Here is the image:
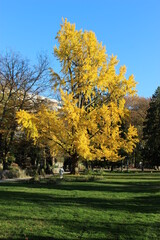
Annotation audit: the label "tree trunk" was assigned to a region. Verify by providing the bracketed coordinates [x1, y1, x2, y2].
[85, 161, 89, 170]
[3, 156, 8, 170]
[0, 133, 4, 166]
[111, 164, 114, 172]
[70, 155, 79, 174]
[121, 160, 123, 172]
[134, 149, 137, 168]
[0, 126, 16, 170]
[126, 159, 129, 172]
[43, 149, 46, 170]
[141, 160, 144, 172]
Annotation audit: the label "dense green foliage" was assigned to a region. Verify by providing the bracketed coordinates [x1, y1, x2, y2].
[143, 86, 160, 167]
[0, 173, 160, 239]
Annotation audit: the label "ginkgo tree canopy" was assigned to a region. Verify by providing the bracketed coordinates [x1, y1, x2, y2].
[17, 19, 138, 173]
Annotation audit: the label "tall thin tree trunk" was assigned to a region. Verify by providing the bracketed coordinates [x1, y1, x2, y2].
[111, 164, 114, 172]
[126, 158, 129, 172]
[121, 160, 123, 172]
[2, 155, 8, 170]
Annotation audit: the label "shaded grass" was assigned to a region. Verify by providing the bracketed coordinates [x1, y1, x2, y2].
[0, 173, 160, 239]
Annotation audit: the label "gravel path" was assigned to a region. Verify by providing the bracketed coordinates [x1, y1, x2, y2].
[0, 177, 32, 183]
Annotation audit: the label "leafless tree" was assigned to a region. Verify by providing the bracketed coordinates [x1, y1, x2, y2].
[0, 51, 50, 169]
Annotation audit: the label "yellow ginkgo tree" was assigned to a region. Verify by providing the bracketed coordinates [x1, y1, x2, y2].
[17, 19, 138, 174]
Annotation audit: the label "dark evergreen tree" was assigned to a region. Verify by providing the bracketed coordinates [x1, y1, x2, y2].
[143, 87, 160, 168]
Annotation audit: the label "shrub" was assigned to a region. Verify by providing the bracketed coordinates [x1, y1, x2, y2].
[84, 169, 95, 175]
[33, 173, 40, 182]
[0, 165, 27, 180]
[25, 167, 37, 177]
[1, 169, 20, 179]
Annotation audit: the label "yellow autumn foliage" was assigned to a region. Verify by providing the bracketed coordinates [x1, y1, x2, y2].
[17, 19, 139, 172]
[16, 110, 39, 143]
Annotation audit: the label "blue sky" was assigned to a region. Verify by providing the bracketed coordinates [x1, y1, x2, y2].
[0, 0, 159, 98]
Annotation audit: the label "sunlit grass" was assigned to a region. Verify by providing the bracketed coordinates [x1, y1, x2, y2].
[0, 173, 160, 239]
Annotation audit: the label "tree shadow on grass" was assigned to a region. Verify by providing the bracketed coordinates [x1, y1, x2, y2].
[0, 179, 160, 240]
[0, 188, 160, 214]
[0, 178, 160, 194]
[0, 221, 160, 240]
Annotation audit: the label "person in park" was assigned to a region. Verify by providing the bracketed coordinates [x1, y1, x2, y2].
[59, 167, 64, 179]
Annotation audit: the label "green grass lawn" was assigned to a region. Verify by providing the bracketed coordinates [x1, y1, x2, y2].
[0, 173, 160, 240]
